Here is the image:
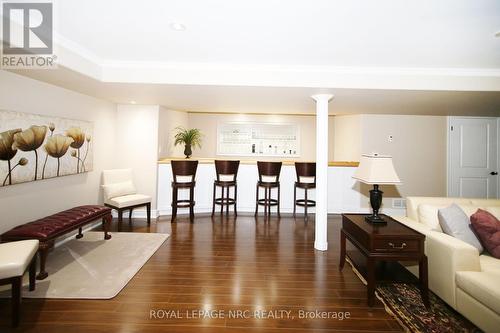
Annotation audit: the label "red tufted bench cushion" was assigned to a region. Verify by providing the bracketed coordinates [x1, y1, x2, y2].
[1, 205, 111, 241]
[1, 205, 112, 280]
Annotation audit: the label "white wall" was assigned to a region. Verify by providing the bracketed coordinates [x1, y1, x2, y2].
[186, 113, 335, 161]
[158, 107, 188, 158]
[0, 71, 116, 233]
[115, 104, 160, 213]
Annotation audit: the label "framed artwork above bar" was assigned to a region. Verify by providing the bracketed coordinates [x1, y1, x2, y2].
[217, 122, 300, 157]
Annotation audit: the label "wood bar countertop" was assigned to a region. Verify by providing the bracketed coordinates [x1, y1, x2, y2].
[158, 157, 359, 167]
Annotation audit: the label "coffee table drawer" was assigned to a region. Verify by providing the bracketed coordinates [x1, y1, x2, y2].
[373, 239, 419, 252]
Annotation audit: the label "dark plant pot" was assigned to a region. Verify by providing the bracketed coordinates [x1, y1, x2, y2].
[184, 144, 192, 158]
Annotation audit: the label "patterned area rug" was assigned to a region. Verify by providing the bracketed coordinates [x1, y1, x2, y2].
[376, 283, 481, 333]
[346, 257, 482, 333]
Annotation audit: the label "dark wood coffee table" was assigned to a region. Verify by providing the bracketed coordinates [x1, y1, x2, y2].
[339, 214, 429, 307]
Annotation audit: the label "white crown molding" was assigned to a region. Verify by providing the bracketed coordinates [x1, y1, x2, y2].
[39, 37, 500, 91]
[100, 61, 500, 91]
[53, 33, 103, 80]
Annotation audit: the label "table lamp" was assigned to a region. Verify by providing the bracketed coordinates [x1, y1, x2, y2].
[353, 154, 401, 224]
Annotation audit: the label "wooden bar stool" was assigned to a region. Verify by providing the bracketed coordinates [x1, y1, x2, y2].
[293, 162, 316, 219]
[255, 161, 282, 218]
[212, 160, 240, 216]
[171, 160, 198, 222]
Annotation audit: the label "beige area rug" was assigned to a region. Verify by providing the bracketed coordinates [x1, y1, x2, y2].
[0, 232, 169, 299]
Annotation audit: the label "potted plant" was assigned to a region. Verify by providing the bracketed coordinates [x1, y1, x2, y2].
[174, 127, 202, 158]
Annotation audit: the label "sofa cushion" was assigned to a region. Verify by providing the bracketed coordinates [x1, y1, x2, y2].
[479, 254, 500, 272]
[102, 181, 136, 200]
[485, 207, 500, 220]
[456, 270, 500, 314]
[406, 197, 472, 222]
[457, 204, 484, 218]
[418, 204, 445, 232]
[105, 194, 151, 208]
[470, 199, 500, 207]
[471, 209, 500, 259]
[438, 204, 483, 253]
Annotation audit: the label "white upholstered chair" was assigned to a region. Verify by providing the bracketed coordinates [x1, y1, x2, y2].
[0, 240, 39, 327]
[102, 169, 152, 225]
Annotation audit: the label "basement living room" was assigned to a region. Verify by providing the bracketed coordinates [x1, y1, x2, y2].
[1, 1, 500, 332]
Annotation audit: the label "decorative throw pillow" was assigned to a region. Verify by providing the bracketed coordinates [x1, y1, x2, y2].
[470, 209, 500, 259]
[102, 181, 136, 200]
[438, 204, 483, 253]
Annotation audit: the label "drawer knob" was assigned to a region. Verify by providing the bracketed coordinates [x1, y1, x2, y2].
[388, 242, 407, 249]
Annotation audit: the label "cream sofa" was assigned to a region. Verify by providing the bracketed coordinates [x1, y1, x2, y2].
[394, 196, 500, 333]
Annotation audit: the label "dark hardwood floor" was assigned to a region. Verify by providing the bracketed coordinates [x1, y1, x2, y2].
[0, 214, 403, 332]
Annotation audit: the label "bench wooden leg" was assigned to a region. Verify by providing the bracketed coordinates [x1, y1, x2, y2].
[37, 242, 51, 280]
[36, 241, 54, 280]
[146, 202, 151, 225]
[11, 276, 21, 327]
[29, 255, 37, 291]
[76, 227, 83, 239]
[103, 214, 112, 240]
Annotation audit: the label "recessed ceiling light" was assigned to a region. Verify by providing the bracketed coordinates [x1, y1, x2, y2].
[170, 22, 186, 31]
[495, 31, 500, 38]
[130, 100, 136, 104]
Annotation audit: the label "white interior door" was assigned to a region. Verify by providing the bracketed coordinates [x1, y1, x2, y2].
[448, 117, 498, 198]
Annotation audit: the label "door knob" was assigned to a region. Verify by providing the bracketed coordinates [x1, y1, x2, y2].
[491, 171, 499, 176]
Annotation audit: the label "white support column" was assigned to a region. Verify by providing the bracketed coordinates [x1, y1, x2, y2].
[312, 94, 333, 251]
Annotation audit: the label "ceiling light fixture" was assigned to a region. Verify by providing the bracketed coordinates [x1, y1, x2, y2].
[495, 31, 500, 38]
[130, 100, 137, 104]
[170, 22, 186, 31]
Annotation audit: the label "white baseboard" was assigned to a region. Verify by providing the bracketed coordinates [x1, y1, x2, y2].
[111, 209, 160, 219]
[156, 206, 406, 217]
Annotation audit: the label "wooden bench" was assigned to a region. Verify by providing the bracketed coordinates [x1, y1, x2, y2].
[1, 205, 112, 280]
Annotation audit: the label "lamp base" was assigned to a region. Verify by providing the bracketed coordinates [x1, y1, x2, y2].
[365, 214, 387, 224]
[366, 184, 386, 224]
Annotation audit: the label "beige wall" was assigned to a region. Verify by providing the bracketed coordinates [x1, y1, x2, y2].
[333, 115, 362, 161]
[115, 104, 160, 210]
[158, 107, 188, 158]
[186, 113, 335, 161]
[360, 114, 447, 200]
[0, 71, 117, 233]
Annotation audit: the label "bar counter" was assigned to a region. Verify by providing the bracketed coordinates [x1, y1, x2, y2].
[157, 157, 367, 216]
[158, 157, 359, 167]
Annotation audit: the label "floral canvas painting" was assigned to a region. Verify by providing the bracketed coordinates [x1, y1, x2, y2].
[0, 110, 93, 187]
